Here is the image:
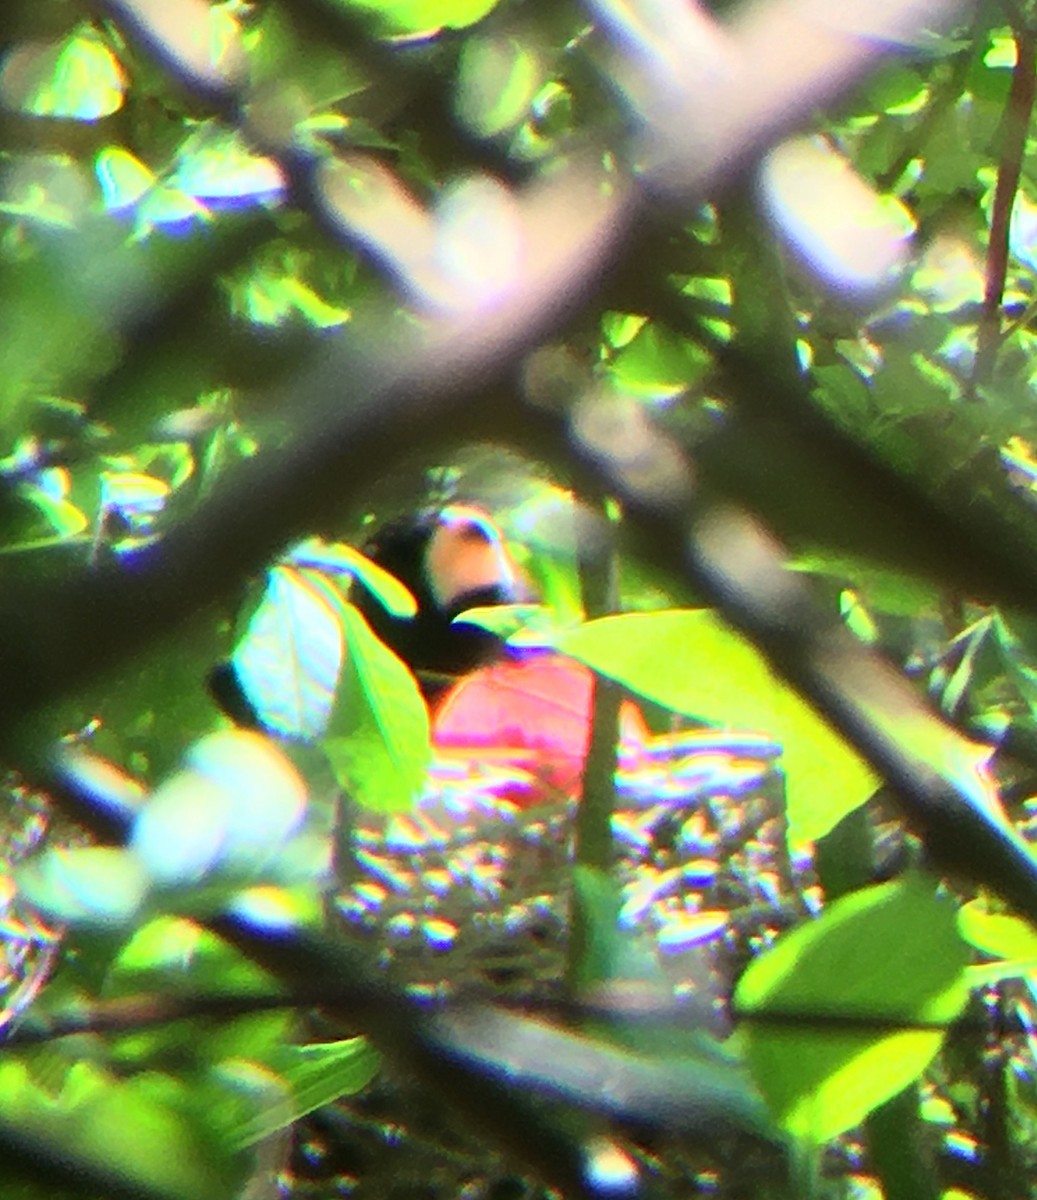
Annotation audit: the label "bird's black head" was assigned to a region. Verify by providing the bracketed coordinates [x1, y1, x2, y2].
[353, 504, 523, 697]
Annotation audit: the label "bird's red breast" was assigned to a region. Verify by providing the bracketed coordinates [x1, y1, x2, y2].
[431, 652, 650, 807]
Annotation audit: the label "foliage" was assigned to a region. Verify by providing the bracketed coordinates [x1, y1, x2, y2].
[3, 1, 1037, 1199]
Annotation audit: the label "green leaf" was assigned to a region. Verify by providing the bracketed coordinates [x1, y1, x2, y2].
[735, 875, 969, 1142]
[231, 565, 346, 739]
[227, 1038, 380, 1148]
[328, 0, 502, 36]
[453, 601, 555, 643]
[290, 538, 418, 618]
[0, 26, 126, 121]
[323, 605, 430, 812]
[958, 899, 1037, 961]
[607, 320, 710, 401]
[554, 609, 877, 842]
[0, 1057, 241, 1200]
[456, 35, 541, 137]
[19, 481, 89, 540]
[789, 550, 941, 617]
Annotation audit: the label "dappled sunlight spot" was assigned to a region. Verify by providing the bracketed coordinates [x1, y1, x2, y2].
[54, 747, 147, 822]
[1010, 190, 1037, 274]
[572, 390, 693, 508]
[0, 155, 93, 231]
[227, 885, 311, 933]
[95, 146, 211, 237]
[1001, 435, 1037, 504]
[912, 233, 984, 312]
[132, 731, 309, 886]
[18, 845, 150, 926]
[582, 1136, 640, 1197]
[169, 126, 285, 209]
[760, 137, 915, 299]
[0, 26, 126, 121]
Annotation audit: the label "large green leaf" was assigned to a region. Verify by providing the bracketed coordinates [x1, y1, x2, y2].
[734, 874, 969, 1142]
[231, 565, 346, 740]
[0, 1056, 242, 1200]
[226, 1037, 381, 1148]
[323, 605, 430, 812]
[554, 609, 877, 842]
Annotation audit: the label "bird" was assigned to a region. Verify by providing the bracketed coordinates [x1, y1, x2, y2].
[350, 501, 527, 702]
[350, 500, 662, 809]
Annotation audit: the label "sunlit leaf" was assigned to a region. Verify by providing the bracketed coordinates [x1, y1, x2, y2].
[324, 605, 430, 813]
[735, 875, 969, 1141]
[0, 1058, 242, 1200]
[227, 1038, 381, 1148]
[329, 0, 502, 36]
[760, 136, 915, 298]
[18, 478, 88, 540]
[95, 145, 210, 235]
[789, 550, 941, 617]
[958, 899, 1037, 961]
[225, 243, 352, 329]
[607, 320, 710, 402]
[232, 565, 346, 739]
[96, 145, 154, 212]
[554, 609, 877, 842]
[17, 846, 149, 927]
[169, 125, 284, 206]
[1, 26, 126, 121]
[289, 538, 418, 617]
[100, 471, 170, 532]
[456, 35, 541, 137]
[131, 731, 310, 886]
[452, 602, 554, 643]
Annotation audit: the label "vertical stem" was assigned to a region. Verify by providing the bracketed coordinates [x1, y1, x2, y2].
[971, 23, 1037, 392]
[565, 499, 622, 994]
